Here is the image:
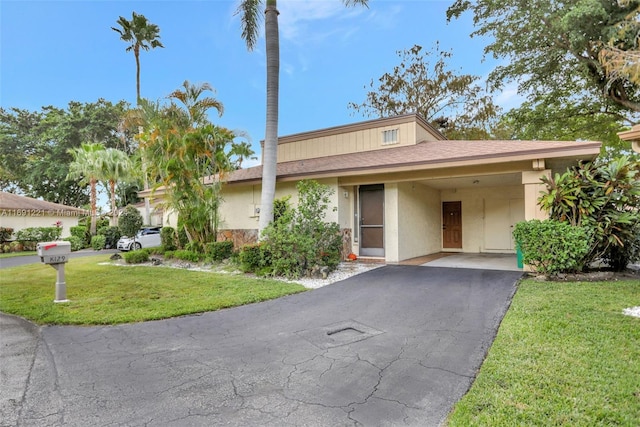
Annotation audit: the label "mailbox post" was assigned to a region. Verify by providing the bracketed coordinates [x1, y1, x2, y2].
[37, 241, 71, 303]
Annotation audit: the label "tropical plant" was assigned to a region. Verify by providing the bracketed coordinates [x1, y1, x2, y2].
[349, 44, 500, 139]
[67, 142, 106, 235]
[112, 12, 164, 103]
[137, 81, 252, 245]
[236, 0, 369, 234]
[99, 147, 134, 225]
[538, 156, 640, 270]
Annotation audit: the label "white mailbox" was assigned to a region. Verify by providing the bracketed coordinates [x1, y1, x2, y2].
[37, 241, 71, 264]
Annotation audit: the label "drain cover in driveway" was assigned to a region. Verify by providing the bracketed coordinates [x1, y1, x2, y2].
[296, 320, 385, 349]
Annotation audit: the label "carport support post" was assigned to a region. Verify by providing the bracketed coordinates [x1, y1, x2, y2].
[51, 263, 69, 303]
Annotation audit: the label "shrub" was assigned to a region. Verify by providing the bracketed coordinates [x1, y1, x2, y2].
[172, 250, 202, 263]
[184, 241, 204, 254]
[118, 205, 143, 239]
[63, 236, 84, 252]
[539, 156, 640, 270]
[237, 243, 267, 272]
[15, 227, 63, 250]
[70, 226, 90, 247]
[163, 250, 175, 259]
[160, 227, 177, 251]
[176, 222, 189, 249]
[205, 240, 234, 261]
[98, 226, 121, 249]
[91, 235, 106, 250]
[123, 250, 150, 264]
[513, 219, 591, 275]
[261, 180, 342, 278]
[0, 227, 13, 242]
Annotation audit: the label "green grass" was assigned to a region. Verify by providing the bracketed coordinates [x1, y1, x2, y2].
[0, 251, 36, 259]
[447, 278, 640, 426]
[0, 255, 306, 325]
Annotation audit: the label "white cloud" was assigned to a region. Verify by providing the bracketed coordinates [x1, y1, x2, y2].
[494, 81, 526, 111]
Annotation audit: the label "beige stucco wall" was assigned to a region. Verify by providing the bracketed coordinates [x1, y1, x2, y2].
[522, 170, 551, 220]
[218, 178, 340, 231]
[441, 185, 524, 253]
[394, 182, 441, 261]
[0, 214, 81, 239]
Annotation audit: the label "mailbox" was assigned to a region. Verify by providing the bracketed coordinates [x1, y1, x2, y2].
[37, 241, 71, 264]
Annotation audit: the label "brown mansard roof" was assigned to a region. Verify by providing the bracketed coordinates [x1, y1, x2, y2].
[225, 139, 602, 184]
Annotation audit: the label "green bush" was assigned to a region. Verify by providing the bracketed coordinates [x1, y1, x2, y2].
[63, 236, 84, 252]
[172, 250, 202, 263]
[184, 241, 204, 254]
[70, 226, 90, 247]
[176, 223, 189, 249]
[123, 250, 149, 264]
[0, 227, 13, 242]
[98, 226, 121, 249]
[160, 227, 177, 251]
[238, 243, 268, 273]
[205, 240, 234, 261]
[118, 205, 143, 239]
[513, 219, 592, 275]
[163, 250, 175, 259]
[15, 227, 63, 250]
[261, 180, 342, 278]
[91, 235, 106, 250]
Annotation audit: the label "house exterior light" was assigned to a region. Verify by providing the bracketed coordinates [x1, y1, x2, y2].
[617, 124, 640, 153]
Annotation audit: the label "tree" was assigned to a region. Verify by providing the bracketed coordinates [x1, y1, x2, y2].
[236, 0, 369, 234]
[112, 12, 164, 103]
[138, 81, 252, 244]
[118, 205, 143, 239]
[447, 0, 640, 145]
[349, 44, 500, 139]
[67, 143, 106, 236]
[0, 100, 130, 205]
[99, 148, 134, 226]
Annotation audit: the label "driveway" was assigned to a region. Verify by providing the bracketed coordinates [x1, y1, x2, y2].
[2, 265, 522, 426]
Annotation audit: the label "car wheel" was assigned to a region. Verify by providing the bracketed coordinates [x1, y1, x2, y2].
[133, 242, 142, 250]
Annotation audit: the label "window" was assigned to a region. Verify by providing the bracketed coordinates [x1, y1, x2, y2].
[382, 128, 399, 145]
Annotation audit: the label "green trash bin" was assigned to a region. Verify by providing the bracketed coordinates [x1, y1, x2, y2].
[516, 243, 523, 269]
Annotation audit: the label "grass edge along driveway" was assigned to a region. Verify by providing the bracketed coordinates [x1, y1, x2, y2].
[0, 255, 306, 325]
[447, 278, 640, 426]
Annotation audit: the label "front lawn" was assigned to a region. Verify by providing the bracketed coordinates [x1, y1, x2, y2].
[447, 278, 640, 426]
[0, 255, 306, 325]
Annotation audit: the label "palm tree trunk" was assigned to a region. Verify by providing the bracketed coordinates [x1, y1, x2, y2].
[135, 46, 141, 104]
[90, 178, 97, 236]
[110, 180, 117, 227]
[258, 0, 279, 234]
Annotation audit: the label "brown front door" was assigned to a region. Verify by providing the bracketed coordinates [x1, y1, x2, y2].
[442, 201, 462, 249]
[359, 185, 384, 257]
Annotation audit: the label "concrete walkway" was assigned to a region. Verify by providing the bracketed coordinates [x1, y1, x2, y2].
[1, 266, 522, 426]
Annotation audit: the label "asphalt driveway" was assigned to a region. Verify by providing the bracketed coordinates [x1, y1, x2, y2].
[2, 265, 522, 426]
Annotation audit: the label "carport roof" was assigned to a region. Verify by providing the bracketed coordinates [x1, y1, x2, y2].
[223, 139, 602, 184]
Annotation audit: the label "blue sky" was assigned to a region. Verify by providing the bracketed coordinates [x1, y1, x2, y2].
[1, 0, 521, 168]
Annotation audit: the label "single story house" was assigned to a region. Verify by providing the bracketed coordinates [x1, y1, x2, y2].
[0, 192, 87, 239]
[140, 113, 601, 263]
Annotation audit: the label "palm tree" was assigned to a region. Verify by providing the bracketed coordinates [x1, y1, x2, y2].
[112, 12, 164, 103]
[113, 12, 163, 225]
[99, 148, 134, 226]
[67, 143, 106, 236]
[168, 80, 224, 128]
[237, 0, 369, 233]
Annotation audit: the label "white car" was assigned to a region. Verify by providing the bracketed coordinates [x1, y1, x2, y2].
[117, 227, 162, 251]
